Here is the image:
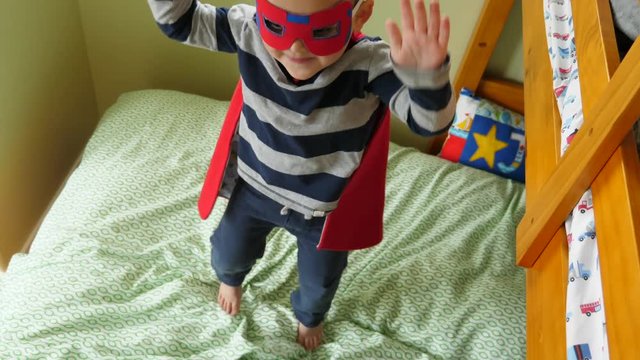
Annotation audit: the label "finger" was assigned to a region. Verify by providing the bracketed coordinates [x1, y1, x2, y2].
[428, 0, 441, 40]
[385, 19, 403, 53]
[413, 0, 428, 35]
[400, 0, 415, 34]
[438, 16, 450, 50]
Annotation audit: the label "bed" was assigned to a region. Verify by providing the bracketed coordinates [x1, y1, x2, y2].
[0, 89, 527, 358]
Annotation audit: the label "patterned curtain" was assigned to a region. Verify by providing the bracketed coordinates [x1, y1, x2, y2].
[544, 0, 609, 358]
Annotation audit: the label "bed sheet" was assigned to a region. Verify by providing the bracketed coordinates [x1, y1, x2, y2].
[0, 90, 526, 359]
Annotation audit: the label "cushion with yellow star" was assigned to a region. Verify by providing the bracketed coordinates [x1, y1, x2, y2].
[440, 88, 525, 182]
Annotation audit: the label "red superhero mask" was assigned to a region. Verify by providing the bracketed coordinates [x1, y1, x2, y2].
[256, 0, 360, 56]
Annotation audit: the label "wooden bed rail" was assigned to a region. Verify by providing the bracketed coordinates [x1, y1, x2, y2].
[516, 37, 640, 267]
[521, 1, 567, 357]
[476, 77, 524, 115]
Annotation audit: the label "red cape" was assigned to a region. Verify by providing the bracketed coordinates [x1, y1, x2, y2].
[198, 81, 390, 251]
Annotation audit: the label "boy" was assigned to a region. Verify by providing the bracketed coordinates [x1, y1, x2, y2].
[148, 0, 454, 350]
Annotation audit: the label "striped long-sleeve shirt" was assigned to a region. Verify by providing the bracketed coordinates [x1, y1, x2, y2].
[148, 1, 456, 218]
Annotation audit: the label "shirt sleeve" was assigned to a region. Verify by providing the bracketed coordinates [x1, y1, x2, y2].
[365, 42, 456, 136]
[147, 0, 254, 53]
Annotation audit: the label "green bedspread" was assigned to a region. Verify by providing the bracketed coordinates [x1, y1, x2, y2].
[0, 90, 526, 359]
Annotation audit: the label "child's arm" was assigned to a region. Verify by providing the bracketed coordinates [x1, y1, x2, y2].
[366, 0, 454, 136]
[147, 0, 251, 53]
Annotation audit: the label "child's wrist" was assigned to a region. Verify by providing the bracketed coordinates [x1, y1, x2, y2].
[391, 54, 451, 89]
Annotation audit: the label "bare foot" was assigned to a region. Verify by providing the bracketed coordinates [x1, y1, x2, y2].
[217, 283, 242, 316]
[297, 322, 324, 351]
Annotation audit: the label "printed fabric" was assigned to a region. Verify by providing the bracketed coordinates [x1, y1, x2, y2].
[544, 0, 609, 359]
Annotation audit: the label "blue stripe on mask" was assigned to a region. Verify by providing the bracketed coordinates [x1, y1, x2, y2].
[286, 13, 310, 24]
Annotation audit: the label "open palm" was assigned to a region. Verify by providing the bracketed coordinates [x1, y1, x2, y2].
[385, 0, 450, 71]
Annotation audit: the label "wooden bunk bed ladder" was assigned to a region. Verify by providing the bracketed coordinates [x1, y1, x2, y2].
[520, 0, 640, 358]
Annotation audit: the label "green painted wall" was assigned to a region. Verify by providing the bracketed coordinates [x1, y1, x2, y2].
[0, 0, 99, 269]
[77, 0, 241, 116]
[486, 0, 524, 83]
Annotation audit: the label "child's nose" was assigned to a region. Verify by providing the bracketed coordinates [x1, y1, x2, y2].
[289, 39, 309, 54]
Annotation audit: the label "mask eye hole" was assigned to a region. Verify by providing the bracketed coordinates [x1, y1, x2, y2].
[263, 17, 284, 36]
[312, 23, 340, 39]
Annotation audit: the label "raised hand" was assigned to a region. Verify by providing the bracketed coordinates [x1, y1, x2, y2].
[385, 0, 450, 71]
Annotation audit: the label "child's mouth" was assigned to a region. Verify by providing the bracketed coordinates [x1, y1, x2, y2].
[286, 56, 313, 64]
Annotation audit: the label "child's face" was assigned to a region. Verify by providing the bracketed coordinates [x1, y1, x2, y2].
[259, 0, 355, 81]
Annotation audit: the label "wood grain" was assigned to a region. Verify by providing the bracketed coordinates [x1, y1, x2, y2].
[521, 0, 567, 358]
[572, 1, 640, 357]
[516, 38, 640, 267]
[452, 0, 515, 95]
[476, 77, 524, 115]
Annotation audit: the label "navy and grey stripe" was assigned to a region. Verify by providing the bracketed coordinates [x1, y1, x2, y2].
[211, 7, 236, 53]
[241, 84, 378, 136]
[241, 103, 380, 157]
[401, 84, 456, 136]
[237, 137, 349, 204]
[238, 49, 369, 114]
[237, 163, 339, 215]
[238, 116, 364, 178]
[155, 0, 197, 42]
[150, 0, 196, 27]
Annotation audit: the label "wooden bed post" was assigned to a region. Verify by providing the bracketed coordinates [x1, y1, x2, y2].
[521, 0, 568, 358]
[427, 0, 516, 153]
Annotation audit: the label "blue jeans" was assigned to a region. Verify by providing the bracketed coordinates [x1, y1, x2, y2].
[210, 178, 349, 328]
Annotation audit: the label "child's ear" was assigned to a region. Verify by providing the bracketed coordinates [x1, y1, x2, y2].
[353, 0, 374, 33]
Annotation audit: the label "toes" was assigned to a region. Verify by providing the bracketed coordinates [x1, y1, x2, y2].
[220, 298, 239, 316]
[297, 334, 305, 349]
[222, 299, 231, 315]
[230, 302, 239, 316]
[304, 336, 319, 351]
[217, 284, 242, 316]
[297, 329, 322, 351]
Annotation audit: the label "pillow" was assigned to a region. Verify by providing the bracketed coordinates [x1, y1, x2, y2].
[440, 88, 526, 182]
